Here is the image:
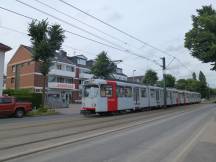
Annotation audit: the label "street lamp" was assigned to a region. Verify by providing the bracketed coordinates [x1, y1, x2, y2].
[132, 70, 136, 82]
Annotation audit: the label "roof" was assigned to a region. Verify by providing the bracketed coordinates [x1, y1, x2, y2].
[21, 45, 73, 64]
[53, 52, 72, 64]
[69, 55, 87, 60]
[21, 44, 33, 53]
[74, 55, 87, 60]
[128, 75, 144, 82]
[0, 43, 11, 52]
[114, 72, 128, 77]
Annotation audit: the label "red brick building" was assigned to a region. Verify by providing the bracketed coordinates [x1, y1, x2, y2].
[6, 45, 43, 91]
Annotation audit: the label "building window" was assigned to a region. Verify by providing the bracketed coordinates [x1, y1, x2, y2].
[12, 66, 15, 72]
[48, 76, 56, 82]
[79, 80, 84, 85]
[77, 59, 86, 65]
[57, 77, 64, 83]
[66, 66, 74, 72]
[65, 78, 73, 84]
[57, 64, 62, 70]
[80, 69, 91, 74]
[11, 78, 15, 84]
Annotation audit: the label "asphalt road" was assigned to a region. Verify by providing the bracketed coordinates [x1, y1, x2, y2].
[2, 104, 215, 162]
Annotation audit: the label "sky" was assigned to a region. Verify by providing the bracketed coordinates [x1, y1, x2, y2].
[0, 0, 216, 87]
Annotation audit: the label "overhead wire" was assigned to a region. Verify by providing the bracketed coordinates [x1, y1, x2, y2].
[33, 0, 128, 45]
[16, 0, 125, 50]
[59, 0, 193, 73]
[1, 25, 193, 80]
[0, 5, 160, 66]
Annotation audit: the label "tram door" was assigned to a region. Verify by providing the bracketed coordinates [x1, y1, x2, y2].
[156, 89, 160, 106]
[133, 87, 140, 106]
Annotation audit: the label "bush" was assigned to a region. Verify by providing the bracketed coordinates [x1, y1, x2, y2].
[27, 107, 58, 116]
[3, 89, 42, 108]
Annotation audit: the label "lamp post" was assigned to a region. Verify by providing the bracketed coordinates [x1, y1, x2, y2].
[132, 70, 136, 82]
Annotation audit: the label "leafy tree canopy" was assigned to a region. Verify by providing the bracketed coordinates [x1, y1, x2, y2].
[199, 71, 207, 85]
[158, 74, 176, 88]
[91, 51, 117, 79]
[175, 78, 209, 98]
[185, 5, 216, 70]
[28, 19, 65, 75]
[192, 72, 197, 80]
[143, 69, 158, 86]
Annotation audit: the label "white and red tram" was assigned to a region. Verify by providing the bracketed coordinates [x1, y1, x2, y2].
[80, 79, 201, 115]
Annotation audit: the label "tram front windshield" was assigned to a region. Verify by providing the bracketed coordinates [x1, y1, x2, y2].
[83, 85, 99, 98]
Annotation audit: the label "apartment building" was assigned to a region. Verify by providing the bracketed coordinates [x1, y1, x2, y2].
[6, 45, 127, 105]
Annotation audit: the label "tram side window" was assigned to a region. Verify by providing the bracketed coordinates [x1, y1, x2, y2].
[125, 87, 132, 97]
[141, 88, 147, 97]
[156, 90, 159, 100]
[83, 85, 99, 97]
[101, 84, 113, 97]
[150, 89, 155, 98]
[116, 86, 124, 97]
[167, 91, 170, 98]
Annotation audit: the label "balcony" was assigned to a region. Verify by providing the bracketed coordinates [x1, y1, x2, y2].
[48, 82, 75, 90]
[49, 69, 75, 78]
[79, 73, 93, 79]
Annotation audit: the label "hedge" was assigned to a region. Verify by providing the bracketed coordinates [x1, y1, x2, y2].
[3, 89, 42, 109]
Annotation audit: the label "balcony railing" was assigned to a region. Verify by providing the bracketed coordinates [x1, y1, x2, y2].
[49, 69, 75, 78]
[48, 82, 75, 90]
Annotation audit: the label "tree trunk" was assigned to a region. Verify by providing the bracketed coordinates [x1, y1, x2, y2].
[42, 75, 47, 107]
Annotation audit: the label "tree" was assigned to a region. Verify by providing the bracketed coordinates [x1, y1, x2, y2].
[28, 20, 65, 106]
[175, 79, 187, 90]
[185, 5, 216, 70]
[91, 51, 116, 79]
[175, 77, 208, 98]
[192, 72, 197, 80]
[199, 71, 207, 85]
[158, 74, 176, 88]
[199, 71, 208, 98]
[143, 69, 158, 86]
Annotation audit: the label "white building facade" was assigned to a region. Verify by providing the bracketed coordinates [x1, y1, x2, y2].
[0, 43, 11, 96]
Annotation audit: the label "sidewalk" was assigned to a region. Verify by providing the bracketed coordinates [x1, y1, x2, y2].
[55, 104, 81, 115]
[179, 116, 216, 162]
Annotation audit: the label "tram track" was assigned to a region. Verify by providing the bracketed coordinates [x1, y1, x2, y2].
[0, 109, 187, 150]
[0, 105, 200, 140]
[0, 105, 213, 162]
[0, 104, 201, 132]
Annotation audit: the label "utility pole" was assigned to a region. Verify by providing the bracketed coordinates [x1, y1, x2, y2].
[132, 70, 136, 82]
[161, 57, 167, 108]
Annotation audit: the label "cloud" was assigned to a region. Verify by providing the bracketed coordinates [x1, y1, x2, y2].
[107, 12, 123, 22]
[165, 44, 184, 52]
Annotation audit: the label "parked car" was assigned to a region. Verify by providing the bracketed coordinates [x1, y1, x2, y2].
[0, 96, 32, 118]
